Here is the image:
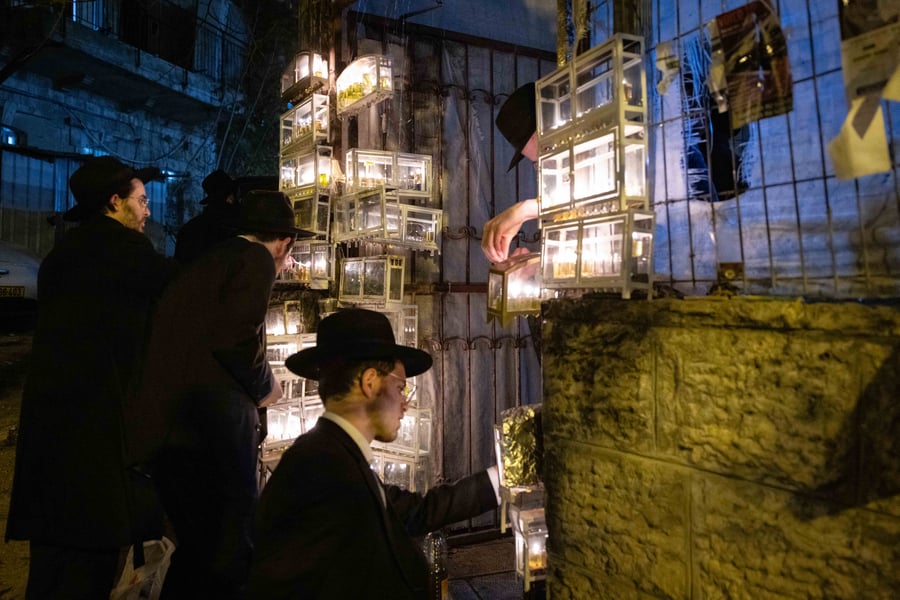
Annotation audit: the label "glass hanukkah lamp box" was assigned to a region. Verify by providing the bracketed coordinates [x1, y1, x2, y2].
[371, 445, 432, 492]
[509, 504, 548, 590]
[536, 33, 645, 150]
[279, 145, 333, 194]
[344, 148, 433, 199]
[279, 146, 333, 236]
[336, 55, 393, 116]
[541, 208, 654, 298]
[338, 254, 405, 306]
[332, 186, 442, 253]
[280, 93, 330, 154]
[281, 240, 334, 288]
[487, 251, 542, 326]
[281, 51, 329, 104]
[538, 127, 646, 219]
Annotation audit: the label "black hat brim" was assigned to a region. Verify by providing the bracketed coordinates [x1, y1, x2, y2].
[286, 342, 433, 380]
[233, 218, 316, 238]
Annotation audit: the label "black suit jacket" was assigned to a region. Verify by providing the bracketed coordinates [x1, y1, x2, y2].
[132, 236, 275, 465]
[247, 418, 498, 599]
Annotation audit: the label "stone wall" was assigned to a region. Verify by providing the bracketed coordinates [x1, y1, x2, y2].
[541, 296, 900, 599]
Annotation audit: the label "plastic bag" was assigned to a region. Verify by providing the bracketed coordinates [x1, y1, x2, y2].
[109, 537, 174, 600]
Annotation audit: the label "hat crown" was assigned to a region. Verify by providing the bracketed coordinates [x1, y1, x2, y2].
[236, 190, 310, 237]
[316, 308, 396, 351]
[495, 82, 537, 170]
[201, 169, 238, 205]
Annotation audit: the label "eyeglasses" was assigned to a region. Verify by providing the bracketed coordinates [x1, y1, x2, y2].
[387, 372, 416, 407]
[126, 195, 150, 208]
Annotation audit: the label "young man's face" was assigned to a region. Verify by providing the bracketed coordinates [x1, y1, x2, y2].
[370, 362, 411, 444]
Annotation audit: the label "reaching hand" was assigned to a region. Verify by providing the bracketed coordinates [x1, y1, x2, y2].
[481, 199, 539, 263]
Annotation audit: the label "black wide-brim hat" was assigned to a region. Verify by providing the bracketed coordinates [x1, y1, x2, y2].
[65, 156, 162, 221]
[286, 308, 433, 380]
[234, 190, 315, 237]
[495, 81, 537, 171]
[200, 169, 239, 205]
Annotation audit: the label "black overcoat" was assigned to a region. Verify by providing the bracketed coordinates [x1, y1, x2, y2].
[5, 215, 176, 547]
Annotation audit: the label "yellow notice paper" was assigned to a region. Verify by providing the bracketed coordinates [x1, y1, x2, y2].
[883, 62, 900, 102]
[827, 95, 890, 180]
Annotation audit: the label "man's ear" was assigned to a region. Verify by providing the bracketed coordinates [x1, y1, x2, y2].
[107, 194, 124, 214]
[359, 367, 381, 399]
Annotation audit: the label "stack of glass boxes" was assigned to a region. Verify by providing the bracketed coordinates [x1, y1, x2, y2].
[536, 33, 655, 299]
[493, 405, 547, 592]
[333, 149, 442, 254]
[278, 51, 334, 250]
[261, 302, 321, 483]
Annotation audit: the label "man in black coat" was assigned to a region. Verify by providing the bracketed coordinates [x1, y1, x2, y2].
[136, 191, 313, 598]
[174, 169, 240, 263]
[5, 156, 178, 599]
[246, 309, 501, 599]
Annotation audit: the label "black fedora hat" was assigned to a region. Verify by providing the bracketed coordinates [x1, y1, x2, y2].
[200, 169, 239, 205]
[65, 156, 162, 221]
[495, 81, 537, 171]
[235, 190, 315, 237]
[285, 308, 433, 380]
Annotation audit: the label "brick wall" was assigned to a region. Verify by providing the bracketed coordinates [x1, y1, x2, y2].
[542, 297, 900, 598]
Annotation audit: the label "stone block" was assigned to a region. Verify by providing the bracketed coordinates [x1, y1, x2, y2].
[692, 475, 900, 597]
[655, 327, 863, 491]
[544, 440, 690, 598]
[543, 318, 655, 454]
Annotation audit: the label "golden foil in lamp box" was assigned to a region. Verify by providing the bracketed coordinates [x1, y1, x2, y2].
[495, 404, 544, 489]
[336, 55, 393, 116]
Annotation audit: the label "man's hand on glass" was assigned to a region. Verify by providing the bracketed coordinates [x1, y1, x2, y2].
[481, 199, 539, 263]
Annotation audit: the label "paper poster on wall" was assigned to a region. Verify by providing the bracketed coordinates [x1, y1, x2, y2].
[828, 0, 899, 179]
[708, 1, 793, 130]
[839, 0, 900, 102]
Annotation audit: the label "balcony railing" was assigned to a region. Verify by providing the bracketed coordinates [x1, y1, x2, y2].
[69, 0, 246, 85]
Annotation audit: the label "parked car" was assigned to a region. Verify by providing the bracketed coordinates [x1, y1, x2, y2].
[0, 241, 41, 331]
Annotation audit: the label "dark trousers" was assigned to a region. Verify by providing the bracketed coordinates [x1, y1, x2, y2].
[154, 395, 260, 599]
[27, 542, 121, 599]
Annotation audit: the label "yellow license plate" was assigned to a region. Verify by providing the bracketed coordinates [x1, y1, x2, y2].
[0, 286, 25, 298]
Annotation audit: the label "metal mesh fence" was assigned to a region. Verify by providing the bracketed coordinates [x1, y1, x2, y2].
[646, 0, 900, 298]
